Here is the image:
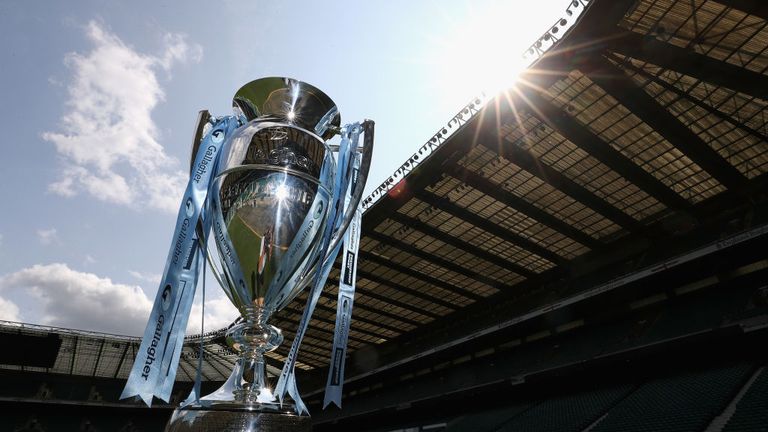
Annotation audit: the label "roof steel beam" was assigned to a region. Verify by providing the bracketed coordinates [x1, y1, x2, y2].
[185, 351, 214, 382]
[306, 315, 371, 346]
[177, 353, 198, 382]
[280, 354, 323, 370]
[313, 299, 407, 335]
[378, 212, 537, 278]
[281, 300, 406, 336]
[583, 55, 749, 193]
[609, 52, 768, 148]
[608, 29, 768, 101]
[717, 0, 768, 21]
[331, 259, 458, 315]
[354, 268, 459, 312]
[366, 228, 528, 289]
[359, 250, 485, 302]
[199, 345, 231, 379]
[474, 128, 647, 234]
[445, 163, 604, 250]
[362, 144, 470, 234]
[281, 304, 384, 340]
[521, 89, 693, 212]
[275, 330, 331, 354]
[320, 289, 423, 328]
[272, 342, 325, 369]
[416, 190, 569, 265]
[70, 336, 78, 375]
[91, 339, 106, 377]
[274, 305, 371, 345]
[286, 300, 373, 344]
[303, 220, 768, 400]
[327, 276, 442, 320]
[113, 342, 132, 379]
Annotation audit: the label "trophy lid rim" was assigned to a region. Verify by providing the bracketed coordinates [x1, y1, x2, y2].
[232, 77, 340, 140]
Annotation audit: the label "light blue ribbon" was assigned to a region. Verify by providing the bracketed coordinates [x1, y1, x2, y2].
[281, 238, 344, 414]
[275, 123, 361, 413]
[324, 148, 363, 409]
[323, 205, 362, 408]
[266, 151, 335, 309]
[180, 207, 213, 408]
[120, 116, 240, 406]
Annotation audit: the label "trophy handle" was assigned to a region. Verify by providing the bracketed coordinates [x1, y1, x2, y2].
[283, 120, 374, 310]
[188, 110, 231, 298]
[189, 110, 212, 172]
[325, 119, 374, 261]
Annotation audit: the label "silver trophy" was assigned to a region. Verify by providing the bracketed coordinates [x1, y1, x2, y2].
[165, 77, 373, 431]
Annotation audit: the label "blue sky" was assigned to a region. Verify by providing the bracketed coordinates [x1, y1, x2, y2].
[0, 0, 566, 335]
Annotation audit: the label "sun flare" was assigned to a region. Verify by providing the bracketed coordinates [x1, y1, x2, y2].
[428, 1, 561, 106]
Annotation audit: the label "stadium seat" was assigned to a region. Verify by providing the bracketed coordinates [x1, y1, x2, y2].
[590, 363, 753, 432]
[723, 366, 768, 431]
[495, 385, 632, 432]
[445, 405, 529, 431]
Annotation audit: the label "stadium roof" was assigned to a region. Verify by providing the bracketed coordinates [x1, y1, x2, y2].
[2, 0, 768, 390]
[0, 320, 284, 383]
[274, 0, 768, 371]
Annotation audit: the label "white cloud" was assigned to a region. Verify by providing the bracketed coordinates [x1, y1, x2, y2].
[37, 228, 59, 245]
[187, 295, 239, 335]
[128, 270, 162, 285]
[126, 270, 238, 334]
[0, 262, 237, 336]
[42, 21, 203, 213]
[84, 254, 97, 265]
[159, 33, 203, 71]
[0, 296, 21, 322]
[0, 263, 152, 335]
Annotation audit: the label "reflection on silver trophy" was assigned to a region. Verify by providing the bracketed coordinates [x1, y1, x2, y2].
[121, 77, 373, 431]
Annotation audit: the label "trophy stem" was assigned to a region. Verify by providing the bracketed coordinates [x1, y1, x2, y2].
[227, 304, 283, 403]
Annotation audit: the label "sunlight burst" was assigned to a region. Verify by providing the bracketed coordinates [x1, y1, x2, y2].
[430, 2, 536, 101]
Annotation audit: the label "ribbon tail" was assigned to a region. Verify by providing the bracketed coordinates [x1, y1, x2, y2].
[275, 380, 286, 405]
[202, 358, 242, 402]
[287, 373, 308, 415]
[323, 388, 342, 410]
[138, 392, 154, 407]
[120, 386, 155, 408]
[155, 268, 199, 402]
[181, 386, 199, 408]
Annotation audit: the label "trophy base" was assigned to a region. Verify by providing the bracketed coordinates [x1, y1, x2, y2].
[165, 402, 312, 432]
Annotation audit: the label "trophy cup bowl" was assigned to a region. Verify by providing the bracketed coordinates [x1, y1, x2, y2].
[166, 77, 353, 431]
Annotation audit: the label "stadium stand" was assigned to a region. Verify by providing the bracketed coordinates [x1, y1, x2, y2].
[495, 385, 633, 432]
[589, 363, 753, 432]
[446, 405, 530, 432]
[723, 366, 768, 432]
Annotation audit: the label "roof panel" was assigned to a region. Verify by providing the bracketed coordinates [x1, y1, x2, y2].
[501, 111, 665, 220]
[356, 277, 455, 316]
[428, 176, 590, 259]
[620, 0, 768, 75]
[611, 55, 768, 179]
[458, 146, 623, 239]
[92, 342, 123, 378]
[358, 261, 472, 307]
[546, 70, 725, 202]
[395, 201, 543, 275]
